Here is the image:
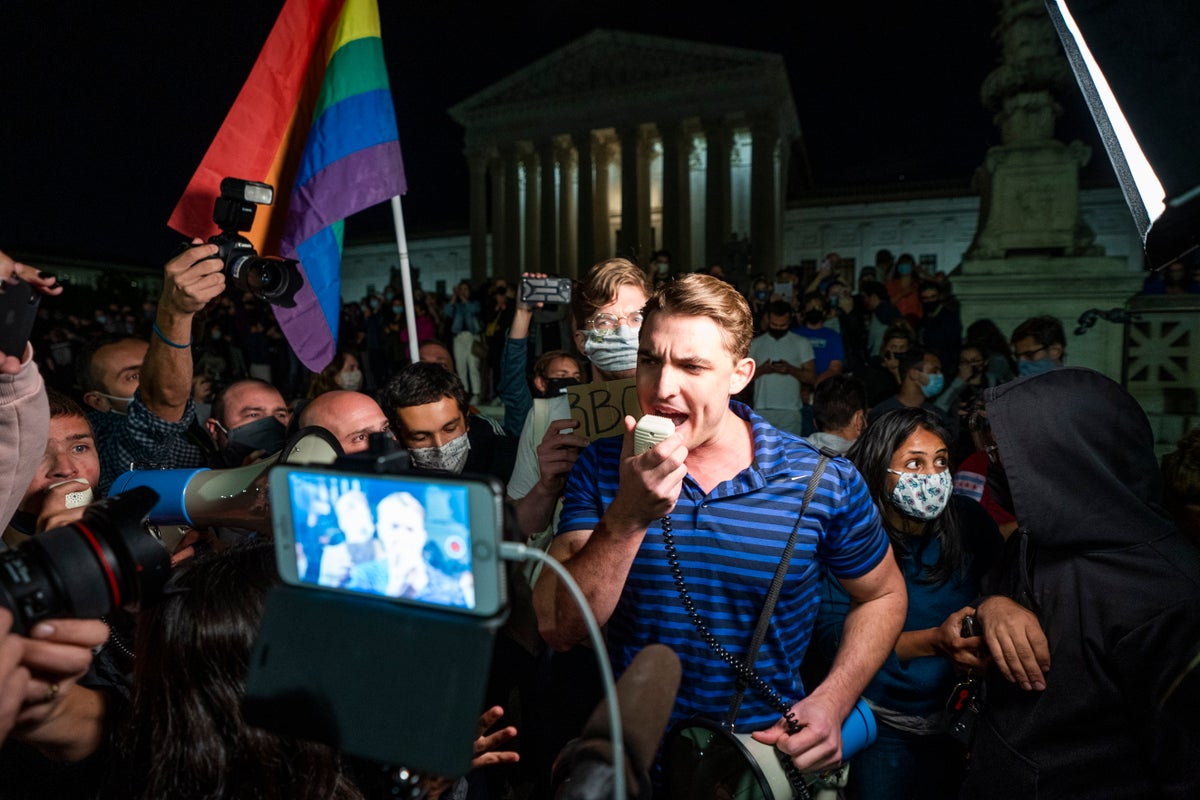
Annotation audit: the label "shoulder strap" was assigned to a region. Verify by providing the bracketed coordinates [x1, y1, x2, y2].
[725, 451, 833, 727]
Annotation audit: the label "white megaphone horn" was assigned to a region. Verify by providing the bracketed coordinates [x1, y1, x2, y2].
[107, 427, 342, 535]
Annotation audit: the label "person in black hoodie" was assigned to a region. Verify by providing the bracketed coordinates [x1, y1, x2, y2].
[960, 367, 1200, 799]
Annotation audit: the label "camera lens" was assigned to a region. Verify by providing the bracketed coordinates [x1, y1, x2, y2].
[229, 255, 297, 303]
[0, 487, 170, 635]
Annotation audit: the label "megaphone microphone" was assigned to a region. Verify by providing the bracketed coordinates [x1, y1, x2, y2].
[552, 643, 682, 800]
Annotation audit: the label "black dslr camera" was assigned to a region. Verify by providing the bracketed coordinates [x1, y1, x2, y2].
[209, 177, 303, 306]
[0, 487, 169, 635]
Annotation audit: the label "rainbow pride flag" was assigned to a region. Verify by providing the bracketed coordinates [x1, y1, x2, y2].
[168, 0, 405, 371]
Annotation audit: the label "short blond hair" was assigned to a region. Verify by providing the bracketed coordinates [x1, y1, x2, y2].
[643, 273, 753, 359]
[571, 258, 653, 329]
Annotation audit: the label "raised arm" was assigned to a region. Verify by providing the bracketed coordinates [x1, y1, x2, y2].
[138, 242, 224, 422]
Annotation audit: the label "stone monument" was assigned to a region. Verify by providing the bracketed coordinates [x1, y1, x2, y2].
[954, 0, 1141, 379]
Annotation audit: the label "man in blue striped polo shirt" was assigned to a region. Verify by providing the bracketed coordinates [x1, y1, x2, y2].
[535, 273, 907, 775]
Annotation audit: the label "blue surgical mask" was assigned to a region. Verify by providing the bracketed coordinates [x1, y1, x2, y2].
[1018, 358, 1058, 377]
[582, 325, 640, 374]
[921, 372, 945, 398]
[897, 263, 912, 276]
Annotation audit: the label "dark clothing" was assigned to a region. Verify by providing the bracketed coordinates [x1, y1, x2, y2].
[465, 413, 517, 484]
[961, 368, 1200, 799]
[859, 357, 902, 408]
[919, 304, 962, 377]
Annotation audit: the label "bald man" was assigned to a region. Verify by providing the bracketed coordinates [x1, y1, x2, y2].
[297, 390, 390, 455]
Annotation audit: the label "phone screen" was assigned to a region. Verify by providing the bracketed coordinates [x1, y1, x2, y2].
[268, 466, 506, 616]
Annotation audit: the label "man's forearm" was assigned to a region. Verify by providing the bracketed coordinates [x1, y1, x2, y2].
[810, 586, 906, 719]
[139, 309, 194, 421]
[512, 484, 559, 539]
[535, 518, 645, 651]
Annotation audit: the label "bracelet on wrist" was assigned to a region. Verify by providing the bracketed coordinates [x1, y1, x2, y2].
[152, 322, 192, 349]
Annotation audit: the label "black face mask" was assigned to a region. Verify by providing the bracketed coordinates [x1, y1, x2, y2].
[541, 376, 580, 398]
[986, 459, 1015, 515]
[922, 301, 940, 314]
[767, 328, 789, 340]
[803, 309, 825, 325]
[221, 416, 287, 466]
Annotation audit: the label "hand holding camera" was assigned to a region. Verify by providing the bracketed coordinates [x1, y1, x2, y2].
[161, 238, 224, 318]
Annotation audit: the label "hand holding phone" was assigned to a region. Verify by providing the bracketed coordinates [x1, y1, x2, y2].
[519, 277, 572, 306]
[0, 277, 41, 365]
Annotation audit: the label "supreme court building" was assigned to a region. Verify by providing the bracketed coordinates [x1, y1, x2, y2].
[446, 28, 802, 283]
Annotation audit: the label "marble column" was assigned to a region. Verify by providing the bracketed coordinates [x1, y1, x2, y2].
[488, 152, 507, 280]
[617, 124, 642, 263]
[558, 141, 577, 277]
[594, 133, 614, 260]
[538, 139, 558, 274]
[501, 144, 522, 280]
[659, 119, 691, 268]
[750, 115, 781, 273]
[523, 148, 540, 273]
[703, 117, 733, 268]
[467, 147, 490, 285]
[574, 130, 596, 270]
[638, 125, 654, 254]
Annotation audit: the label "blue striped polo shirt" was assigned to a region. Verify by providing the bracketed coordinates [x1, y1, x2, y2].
[557, 400, 889, 732]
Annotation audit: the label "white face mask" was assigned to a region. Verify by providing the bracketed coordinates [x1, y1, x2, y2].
[581, 325, 640, 374]
[408, 431, 471, 474]
[336, 369, 363, 392]
[93, 391, 135, 415]
[887, 469, 952, 520]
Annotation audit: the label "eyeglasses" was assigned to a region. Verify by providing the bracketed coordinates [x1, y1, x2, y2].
[587, 311, 645, 333]
[1014, 345, 1047, 360]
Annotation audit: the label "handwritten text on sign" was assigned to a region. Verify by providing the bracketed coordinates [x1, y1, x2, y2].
[566, 379, 643, 441]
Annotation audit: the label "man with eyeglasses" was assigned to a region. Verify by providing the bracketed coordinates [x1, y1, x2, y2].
[1010, 315, 1065, 377]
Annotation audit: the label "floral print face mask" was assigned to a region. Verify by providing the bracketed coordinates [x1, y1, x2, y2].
[887, 469, 952, 520]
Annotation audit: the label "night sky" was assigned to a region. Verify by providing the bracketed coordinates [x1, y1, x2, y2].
[1, 1, 1106, 268]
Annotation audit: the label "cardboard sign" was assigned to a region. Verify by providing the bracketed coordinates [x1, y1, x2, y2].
[566, 378, 642, 441]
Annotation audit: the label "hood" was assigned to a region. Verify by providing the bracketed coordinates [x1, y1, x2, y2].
[983, 367, 1171, 549]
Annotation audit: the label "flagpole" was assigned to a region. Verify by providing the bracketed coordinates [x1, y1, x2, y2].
[390, 195, 420, 364]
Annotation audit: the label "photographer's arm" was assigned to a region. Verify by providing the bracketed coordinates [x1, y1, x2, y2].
[13, 684, 106, 762]
[0, 251, 59, 526]
[0, 612, 108, 757]
[139, 242, 224, 422]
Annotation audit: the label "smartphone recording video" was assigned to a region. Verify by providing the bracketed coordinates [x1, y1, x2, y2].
[268, 466, 507, 617]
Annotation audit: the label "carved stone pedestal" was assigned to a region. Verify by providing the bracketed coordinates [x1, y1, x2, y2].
[953, 255, 1142, 380]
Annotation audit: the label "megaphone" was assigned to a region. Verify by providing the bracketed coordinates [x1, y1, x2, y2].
[108, 427, 343, 536]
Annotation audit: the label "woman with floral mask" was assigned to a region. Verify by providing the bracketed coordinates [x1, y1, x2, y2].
[808, 407, 1004, 800]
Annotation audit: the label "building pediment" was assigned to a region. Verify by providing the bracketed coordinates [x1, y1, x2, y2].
[449, 28, 800, 146]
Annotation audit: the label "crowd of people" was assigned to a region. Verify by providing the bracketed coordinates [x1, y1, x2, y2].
[1, 240, 1198, 800]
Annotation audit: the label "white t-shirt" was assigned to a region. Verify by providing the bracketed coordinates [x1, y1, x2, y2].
[748, 332, 815, 409]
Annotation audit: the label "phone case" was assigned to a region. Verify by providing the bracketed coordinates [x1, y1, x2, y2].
[519, 277, 572, 305]
[0, 278, 41, 357]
